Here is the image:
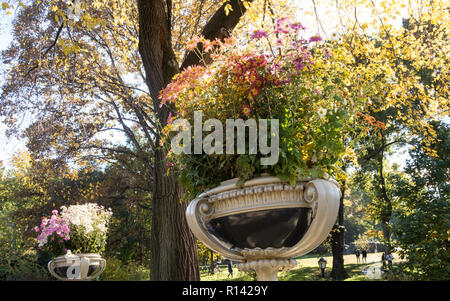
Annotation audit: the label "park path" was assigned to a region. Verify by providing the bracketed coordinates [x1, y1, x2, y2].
[361, 262, 384, 279]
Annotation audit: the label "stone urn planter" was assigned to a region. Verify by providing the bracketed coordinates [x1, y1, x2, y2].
[48, 251, 106, 281]
[186, 176, 340, 280]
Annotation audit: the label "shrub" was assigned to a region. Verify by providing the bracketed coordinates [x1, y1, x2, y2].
[0, 255, 51, 281]
[99, 257, 149, 281]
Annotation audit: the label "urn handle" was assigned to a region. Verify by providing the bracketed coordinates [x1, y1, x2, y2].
[48, 260, 66, 281]
[85, 258, 107, 280]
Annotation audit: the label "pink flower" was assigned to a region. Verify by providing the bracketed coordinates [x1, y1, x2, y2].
[289, 22, 306, 31]
[167, 162, 175, 167]
[34, 226, 40, 232]
[167, 112, 175, 125]
[52, 210, 58, 215]
[250, 30, 268, 40]
[186, 36, 203, 51]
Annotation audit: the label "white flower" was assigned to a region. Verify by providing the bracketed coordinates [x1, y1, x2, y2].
[318, 107, 327, 118]
[60, 203, 112, 236]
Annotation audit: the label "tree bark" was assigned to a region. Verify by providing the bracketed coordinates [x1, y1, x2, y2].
[137, 0, 252, 280]
[151, 149, 200, 280]
[378, 148, 392, 250]
[137, 0, 198, 280]
[330, 181, 350, 280]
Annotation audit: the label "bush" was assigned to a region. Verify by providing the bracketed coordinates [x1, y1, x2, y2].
[99, 257, 149, 281]
[0, 256, 51, 281]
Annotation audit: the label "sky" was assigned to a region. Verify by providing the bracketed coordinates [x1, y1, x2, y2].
[0, 0, 419, 170]
[0, 12, 18, 169]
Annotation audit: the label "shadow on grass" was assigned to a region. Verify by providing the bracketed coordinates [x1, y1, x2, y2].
[279, 262, 379, 281]
[200, 262, 383, 281]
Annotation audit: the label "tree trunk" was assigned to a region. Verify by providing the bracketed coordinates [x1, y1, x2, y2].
[378, 147, 392, 249]
[330, 182, 349, 280]
[151, 149, 199, 280]
[137, 0, 199, 280]
[137, 0, 252, 280]
[209, 250, 215, 275]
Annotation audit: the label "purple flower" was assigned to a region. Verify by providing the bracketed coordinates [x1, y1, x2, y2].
[289, 22, 305, 31]
[250, 30, 268, 40]
[293, 58, 304, 71]
[276, 18, 288, 27]
[309, 35, 322, 43]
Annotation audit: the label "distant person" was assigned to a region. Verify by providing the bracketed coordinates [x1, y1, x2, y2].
[362, 249, 367, 263]
[227, 260, 233, 278]
[386, 253, 393, 269]
[318, 257, 327, 277]
[381, 252, 387, 271]
[355, 249, 361, 263]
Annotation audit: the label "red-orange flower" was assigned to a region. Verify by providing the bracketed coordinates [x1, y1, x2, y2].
[242, 104, 251, 116]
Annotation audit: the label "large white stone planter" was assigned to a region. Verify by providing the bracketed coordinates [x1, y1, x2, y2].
[48, 251, 106, 281]
[186, 176, 340, 281]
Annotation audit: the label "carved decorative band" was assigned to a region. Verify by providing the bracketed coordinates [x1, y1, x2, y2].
[186, 177, 341, 263]
[236, 247, 288, 259]
[202, 183, 313, 219]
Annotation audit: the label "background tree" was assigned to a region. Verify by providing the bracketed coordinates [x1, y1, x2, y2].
[392, 121, 449, 280]
[1, 0, 296, 280]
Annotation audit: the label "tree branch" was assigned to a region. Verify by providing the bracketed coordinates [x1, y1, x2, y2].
[25, 21, 65, 78]
[180, 0, 252, 70]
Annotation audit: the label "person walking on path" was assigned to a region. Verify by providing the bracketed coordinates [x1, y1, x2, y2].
[386, 253, 393, 269]
[355, 249, 361, 263]
[381, 252, 387, 271]
[318, 257, 327, 277]
[227, 260, 233, 278]
[362, 249, 367, 263]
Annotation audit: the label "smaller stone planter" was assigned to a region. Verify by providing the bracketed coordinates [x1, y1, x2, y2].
[48, 251, 106, 281]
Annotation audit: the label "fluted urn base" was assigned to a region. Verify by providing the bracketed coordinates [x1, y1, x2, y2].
[238, 259, 297, 281]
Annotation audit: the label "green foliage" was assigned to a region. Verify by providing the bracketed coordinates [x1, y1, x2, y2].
[163, 25, 367, 198]
[0, 254, 51, 281]
[65, 224, 109, 255]
[99, 257, 149, 281]
[0, 154, 151, 275]
[391, 121, 449, 280]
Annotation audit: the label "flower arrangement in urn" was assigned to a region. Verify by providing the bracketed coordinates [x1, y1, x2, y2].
[160, 18, 371, 199]
[160, 19, 382, 280]
[35, 203, 112, 258]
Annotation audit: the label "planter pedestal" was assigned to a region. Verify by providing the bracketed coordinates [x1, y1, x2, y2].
[237, 259, 297, 281]
[186, 176, 340, 281]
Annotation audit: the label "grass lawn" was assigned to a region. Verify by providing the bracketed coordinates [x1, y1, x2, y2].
[200, 252, 402, 281]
